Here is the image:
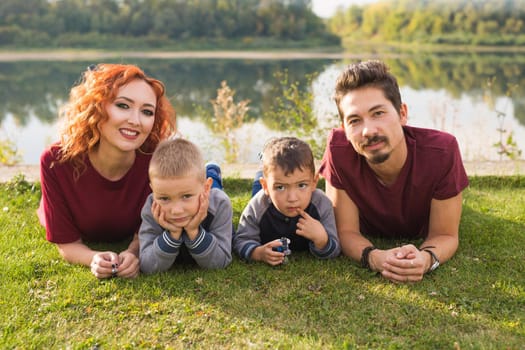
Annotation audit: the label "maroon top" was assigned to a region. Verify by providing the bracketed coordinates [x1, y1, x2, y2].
[38, 144, 152, 243]
[319, 126, 469, 239]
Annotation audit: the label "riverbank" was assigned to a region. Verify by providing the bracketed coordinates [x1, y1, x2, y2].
[2, 44, 525, 62]
[0, 49, 389, 62]
[1, 160, 524, 183]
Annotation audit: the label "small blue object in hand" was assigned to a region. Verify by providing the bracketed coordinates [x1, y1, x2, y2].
[272, 237, 291, 263]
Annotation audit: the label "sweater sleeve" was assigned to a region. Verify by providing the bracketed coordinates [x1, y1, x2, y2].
[184, 189, 233, 269]
[138, 194, 181, 274]
[308, 190, 341, 259]
[233, 191, 268, 261]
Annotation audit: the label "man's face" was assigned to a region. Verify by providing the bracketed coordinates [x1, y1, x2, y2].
[339, 86, 407, 165]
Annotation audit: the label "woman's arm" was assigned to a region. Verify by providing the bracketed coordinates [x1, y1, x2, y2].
[57, 240, 120, 279]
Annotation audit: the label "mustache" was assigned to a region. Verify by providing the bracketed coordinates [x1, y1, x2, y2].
[360, 135, 388, 148]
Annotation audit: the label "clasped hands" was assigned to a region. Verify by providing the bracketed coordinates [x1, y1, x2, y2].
[90, 250, 139, 279]
[369, 244, 430, 283]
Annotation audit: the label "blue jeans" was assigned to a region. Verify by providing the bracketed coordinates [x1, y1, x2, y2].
[251, 170, 263, 197]
[206, 163, 223, 190]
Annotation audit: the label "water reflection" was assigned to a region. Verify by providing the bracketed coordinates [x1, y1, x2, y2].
[1, 53, 524, 164]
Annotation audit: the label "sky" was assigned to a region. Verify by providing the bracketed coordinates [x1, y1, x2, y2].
[311, 0, 378, 18]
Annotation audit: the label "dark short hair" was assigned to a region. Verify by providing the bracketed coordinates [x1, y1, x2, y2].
[334, 60, 402, 121]
[261, 137, 315, 177]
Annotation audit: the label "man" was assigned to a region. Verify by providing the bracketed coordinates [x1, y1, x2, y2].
[319, 60, 469, 283]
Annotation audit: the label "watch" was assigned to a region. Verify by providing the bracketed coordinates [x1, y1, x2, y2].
[423, 249, 440, 273]
[360, 246, 377, 271]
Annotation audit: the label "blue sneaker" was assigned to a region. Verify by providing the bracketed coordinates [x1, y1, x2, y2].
[206, 162, 223, 190]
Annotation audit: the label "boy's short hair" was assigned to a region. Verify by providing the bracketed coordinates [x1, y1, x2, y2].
[334, 60, 402, 120]
[149, 138, 205, 181]
[261, 137, 315, 177]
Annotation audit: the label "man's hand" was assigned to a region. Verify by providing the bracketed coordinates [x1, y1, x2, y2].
[372, 244, 430, 283]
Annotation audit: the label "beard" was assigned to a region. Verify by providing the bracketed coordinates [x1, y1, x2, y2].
[360, 135, 390, 164]
[368, 152, 391, 164]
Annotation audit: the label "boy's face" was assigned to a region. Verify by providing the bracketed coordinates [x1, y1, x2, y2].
[260, 165, 318, 218]
[150, 174, 211, 230]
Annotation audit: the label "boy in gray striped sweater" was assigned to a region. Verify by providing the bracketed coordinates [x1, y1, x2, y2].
[233, 137, 340, 266]
[139, 138, 233, 273]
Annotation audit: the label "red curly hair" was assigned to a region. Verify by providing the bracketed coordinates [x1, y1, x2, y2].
[56, 63, 176, 174]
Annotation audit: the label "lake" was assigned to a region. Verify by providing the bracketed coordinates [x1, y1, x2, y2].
[1, 51, 524, 165]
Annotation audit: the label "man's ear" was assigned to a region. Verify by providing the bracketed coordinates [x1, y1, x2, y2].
[204, 177, 213, 193]
[399, 103, 408, 125]
[312, 173, 319, 190]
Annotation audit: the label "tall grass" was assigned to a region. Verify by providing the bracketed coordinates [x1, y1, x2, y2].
[1, 175, 524, 349]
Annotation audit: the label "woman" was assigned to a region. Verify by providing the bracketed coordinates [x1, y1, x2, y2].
[38, 63, 176, 279]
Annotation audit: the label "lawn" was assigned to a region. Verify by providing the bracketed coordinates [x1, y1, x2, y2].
[1, 175, 524, 349]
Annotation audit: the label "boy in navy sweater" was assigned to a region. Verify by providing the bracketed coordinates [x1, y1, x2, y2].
[233, 137, 340, 265]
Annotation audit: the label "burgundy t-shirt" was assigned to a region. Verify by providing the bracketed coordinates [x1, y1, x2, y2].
[39, 144, 152, 243]
[319, 126, 469, 239]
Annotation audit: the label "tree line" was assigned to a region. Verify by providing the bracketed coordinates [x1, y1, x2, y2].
[2, 0, 525, 49]
[0, 0, 340, 49]
[328, 0, 525, 46]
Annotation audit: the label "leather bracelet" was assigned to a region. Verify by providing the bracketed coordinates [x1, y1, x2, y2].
[360, 246, 377, 270]
[419, 246, 440, 273]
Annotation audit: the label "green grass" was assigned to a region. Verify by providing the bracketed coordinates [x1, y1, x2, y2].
[1, 175, 524, 349]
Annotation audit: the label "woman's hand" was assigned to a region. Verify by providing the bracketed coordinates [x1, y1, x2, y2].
[117, 250, 140, 278]
[90, 251, 120, 279]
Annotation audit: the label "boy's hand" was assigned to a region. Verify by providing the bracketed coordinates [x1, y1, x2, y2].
[296, 208, 328, 250]
[152, 200, 182, 240]
[251, 240, 286, 266]
[185, 192, 210, 240]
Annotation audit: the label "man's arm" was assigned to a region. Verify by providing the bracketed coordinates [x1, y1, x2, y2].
[325, 182, 372, 262]
[326, 178, 463, 281]
[419, 193, 463, 268]
[324, 184, 393, 274]
[380, 193, 463, 282]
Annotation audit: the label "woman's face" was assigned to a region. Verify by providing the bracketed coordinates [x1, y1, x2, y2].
[98, 79, 157, 154]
